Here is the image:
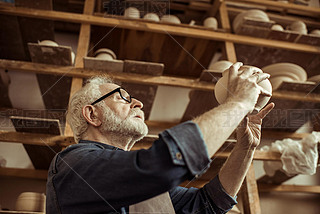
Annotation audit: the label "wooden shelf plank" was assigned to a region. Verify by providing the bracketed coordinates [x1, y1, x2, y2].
[0, 5, 319, 54]
[10, 116, 63, 169]
[1, 59, 320, 103]
[0, 211, 44, 214]
[258, 183, 320, 194]
[181, 180, 320, 195]
[0, 130, 283, 161]
[226, 0, 320, 16]
[258, 170, 297, 185]
[0, 167, 47, 180]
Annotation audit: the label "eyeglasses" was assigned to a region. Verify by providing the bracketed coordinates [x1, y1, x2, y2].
[91, 87, 132, 105]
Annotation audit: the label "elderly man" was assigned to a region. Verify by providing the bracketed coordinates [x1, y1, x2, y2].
[46, 62, 274, 213]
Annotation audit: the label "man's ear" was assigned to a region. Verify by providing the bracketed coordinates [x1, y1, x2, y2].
[82, 105, 102, 127]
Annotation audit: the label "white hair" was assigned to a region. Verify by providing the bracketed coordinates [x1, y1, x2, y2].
[66, 75, 114, 143]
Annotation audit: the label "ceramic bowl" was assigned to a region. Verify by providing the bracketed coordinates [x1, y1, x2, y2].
[214, 65, 272, 111]
[15, 192, 46, 212]
[143, 13, 160, 22]
[307, 75, 320, 83]
[271, 24, 284, 31]
[310, 29, 320, 36]
[71, 51, 75, 64]
[94, 48, 117, 60]
[189, 20, 196, 26]
[203, 17, 218, 30]
[161, 15, 181, 24]
[287, 21, 307, 34]
[208, 60, 233, 72]
[124, 7, 140, 19]
[38, 40, 58, 46]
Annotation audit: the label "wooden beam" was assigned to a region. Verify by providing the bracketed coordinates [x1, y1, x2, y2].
[2, 59, 320, 103]
[258, 183, 320, 194]
[0, 5, 319, 54]
[219, 1, 237, 62]
[207, 0, 222, 17]
[64, 0, 95, 136]
[0, 167, 47, 180]
[240, 163, 262, 214]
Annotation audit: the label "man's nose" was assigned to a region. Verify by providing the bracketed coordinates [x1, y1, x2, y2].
[130, 98, 143, 109]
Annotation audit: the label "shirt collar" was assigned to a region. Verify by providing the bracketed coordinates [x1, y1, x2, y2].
[79, 139, 122, 151]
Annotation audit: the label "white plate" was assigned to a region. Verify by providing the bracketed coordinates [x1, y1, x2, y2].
[261, 63, 307, 81]
[233, 9, 269, 33]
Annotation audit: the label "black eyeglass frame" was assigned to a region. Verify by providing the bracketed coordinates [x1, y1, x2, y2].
[90, 87, 132, 105]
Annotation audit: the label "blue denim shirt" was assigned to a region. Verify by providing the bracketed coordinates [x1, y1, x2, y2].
[46, 121, 237, 213]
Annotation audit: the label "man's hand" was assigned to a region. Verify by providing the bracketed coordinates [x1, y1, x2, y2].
[236, 103, 275, 149]
[218, 102, 275, 197]
[226, 62, 271, 112]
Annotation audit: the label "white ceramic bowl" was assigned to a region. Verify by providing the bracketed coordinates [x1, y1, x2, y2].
[208, 60, 233, 72]
[161, 15, 181, 24]
[15, 192, 46, 212]
[71, 51, 75, 64]
[38, 40, 58, 46]
[203, 17, 218, 30]
[271, 24, 284, 31]
[143, 13, 160, 22]
[124, 7, 140, 19]
[94, 48, 117, 60]
[287, 21, 307, 34]
[310, 29, 320, 36]
[307, 75, 320, 83]
[214, 65, 272, 111]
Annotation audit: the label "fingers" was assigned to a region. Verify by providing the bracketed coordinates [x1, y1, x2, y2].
[256, 73, 271, 83]
[257, 102, 275, 119]
[240, 66, 261, 79]
[258, 85, 272, 97]
[229, 62, 243, 79]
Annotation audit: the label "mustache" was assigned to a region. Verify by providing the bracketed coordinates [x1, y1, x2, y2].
[128, 108, 145, 120]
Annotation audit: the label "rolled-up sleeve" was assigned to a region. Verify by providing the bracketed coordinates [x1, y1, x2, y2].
[159, 121, 212, 179]
[170, 176, 237, 214]
[204, 175, 237, 212]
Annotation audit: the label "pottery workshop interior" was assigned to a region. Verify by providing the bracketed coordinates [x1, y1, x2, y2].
[0, 0, 320, 213]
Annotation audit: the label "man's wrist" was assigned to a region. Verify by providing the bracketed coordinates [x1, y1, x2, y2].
[234, 142, 257, 153]
[224, 100, 253, 115]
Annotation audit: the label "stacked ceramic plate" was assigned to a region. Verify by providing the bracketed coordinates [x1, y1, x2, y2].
[261, 63, 307, 90]
[233, 9, 270, 34]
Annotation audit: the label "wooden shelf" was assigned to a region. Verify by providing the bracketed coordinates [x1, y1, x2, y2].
[0, 4, 319, 54]
[0, 211, 43, 214]
[1, 59, 320, 103]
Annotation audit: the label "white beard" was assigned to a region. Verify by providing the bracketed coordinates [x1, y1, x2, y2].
[99, 105, 148, 144]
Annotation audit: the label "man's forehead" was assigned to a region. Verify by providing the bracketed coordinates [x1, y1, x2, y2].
[99, 83, 120, 93]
